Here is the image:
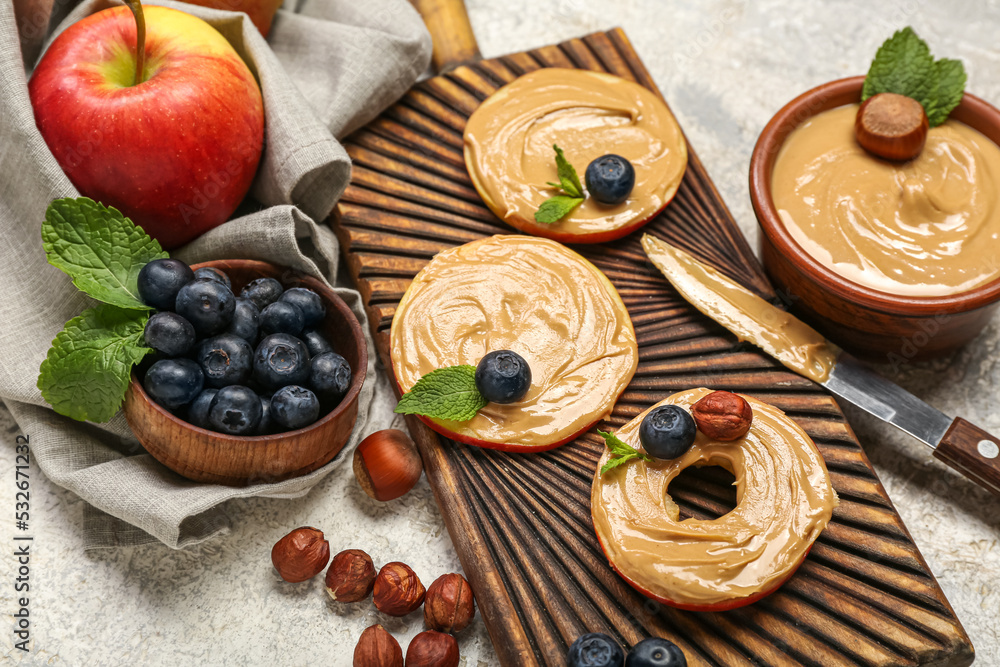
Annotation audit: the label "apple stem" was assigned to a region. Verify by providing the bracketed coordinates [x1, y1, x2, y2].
[122, 0, 146, 86]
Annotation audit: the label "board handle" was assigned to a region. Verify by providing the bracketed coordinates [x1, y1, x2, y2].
[411, 0, 481, 73]
[935, 418, 1000, 496]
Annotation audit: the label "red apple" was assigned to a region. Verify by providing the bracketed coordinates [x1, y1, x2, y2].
[29, 1, 264, 249]
[179, 0, 283, 38]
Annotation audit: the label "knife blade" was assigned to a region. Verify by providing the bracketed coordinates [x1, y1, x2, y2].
[642, 233, 1000, 496]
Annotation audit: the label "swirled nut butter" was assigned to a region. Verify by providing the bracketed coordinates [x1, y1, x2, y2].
[463, 68, 687, 242]
[773, 104, 1000, 296]
[390, 235, 638, 451]
[592, 388, 837, 610]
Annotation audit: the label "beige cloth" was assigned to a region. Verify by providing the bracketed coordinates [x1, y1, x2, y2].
[0, 0, 431, 548]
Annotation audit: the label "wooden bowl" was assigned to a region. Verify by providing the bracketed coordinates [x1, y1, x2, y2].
[123, 260, 368, 486]
[750, 76, 1000, 362]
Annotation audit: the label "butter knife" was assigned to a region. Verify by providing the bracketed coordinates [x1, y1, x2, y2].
[642, 233, 1000, 497]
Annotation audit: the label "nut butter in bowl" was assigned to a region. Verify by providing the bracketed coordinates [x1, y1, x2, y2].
[750, 28, 1000, 361]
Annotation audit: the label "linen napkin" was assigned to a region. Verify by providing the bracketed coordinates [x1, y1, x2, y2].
[0, 0, 431, 548]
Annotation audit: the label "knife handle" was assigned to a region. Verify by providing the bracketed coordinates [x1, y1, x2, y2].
[935, 418, 1000, 496]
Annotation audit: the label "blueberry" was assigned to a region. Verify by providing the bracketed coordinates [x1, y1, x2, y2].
[253, 333, 310, 389]
[567, 633, 624, 667]
[193, 266, 231, 288]
[137, 258, 194, 310]
[175, 279, 235, 336]
[208, 385, 262, 435]
[195, 334, 253, 388]
[585, 154, 635, 205]
[258, 395, 273, 435]
[639, 405, 696, 459]
[309, 352, 352, 402]
[624, 638, 686, 667]
[301, 328, 333, 357]
[279, 287, 325, 327]
[143, 358, 203, 410]
[143, 312, 195, 357]
[475, 350, 531, 404]
[271, 385, 320, 430]
[240, 277, 283, 310]
[260, 301, 305, 336]
[187, 388, 218, 429]
[225, 297, 260, 345]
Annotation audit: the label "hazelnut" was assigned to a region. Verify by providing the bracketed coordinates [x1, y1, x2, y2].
[405, 630, 459, 667]
[855, 92, 928, 161]
[353, 429, 423, 502]
[424, 573, 475, 633]
[353, 624, 403, 667]
[373, 561, 426, 616]
[325, 549, 376, 603]
[690, 391, 753, 441]
[270, 526, 330, 583]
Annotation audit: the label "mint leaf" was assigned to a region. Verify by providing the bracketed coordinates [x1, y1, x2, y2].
[862, 27, 934, 104]
[42, 197, 168, 310]
[597, 430, 639, 458]
[862, 27, 967, 128]
[597, 429, 653, 475]
[37, 305, 150, 423]
[394, 365, 488, 422]
[534, 145, 586, 223]
[535, 195, 583, 224]
[925, 58, 967, 126]
[600, 455, 636, 475]
[553, 145, 584, 198]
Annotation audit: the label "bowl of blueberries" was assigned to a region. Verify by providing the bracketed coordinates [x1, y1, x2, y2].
[122, 257, 367, 486]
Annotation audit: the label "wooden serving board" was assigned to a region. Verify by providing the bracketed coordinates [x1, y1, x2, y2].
[330, 29, 975, 667]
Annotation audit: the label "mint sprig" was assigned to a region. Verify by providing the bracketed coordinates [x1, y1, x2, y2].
[598, 429, 653, 475]
[862, 27, 966, 127]
[38, 305, 151, 423]
[37, 197, 160, 422]
[394, 365, 489, 422]
[42, 197, 168, 310]
[535, 145, 584, 224]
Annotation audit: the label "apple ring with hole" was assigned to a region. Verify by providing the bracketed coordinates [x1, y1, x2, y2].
[390, 235, 638, 452]
[592, 388, 837, 611]
[463, 68, 688, 244]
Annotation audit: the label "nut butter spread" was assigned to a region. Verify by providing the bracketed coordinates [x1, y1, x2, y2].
[390, 235, 638, 450]
[773, 104, 1000, 296]
[642, 234, 839, 384]
[592, 389, 837, 608]
[463, 68, 687, 240]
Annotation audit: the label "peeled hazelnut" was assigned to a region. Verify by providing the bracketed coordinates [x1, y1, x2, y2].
[424, 573, 475, 633]
[855, 92, 928, 161]
[270, 526, 330, 583]
[325, 549, 376, 603]
[690, 391, 753, 441]
[353, 624, 403, 667]
[373, 561, 426, 616]
[353, 429, 423, 502]
[405, 630, 459, 667]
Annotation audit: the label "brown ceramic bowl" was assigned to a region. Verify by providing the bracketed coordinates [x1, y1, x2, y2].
[750, 76, 1000, 362]
[123, 260, 367, 486]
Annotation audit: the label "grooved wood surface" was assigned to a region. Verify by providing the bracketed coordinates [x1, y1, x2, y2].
[331, 29, 974, 667]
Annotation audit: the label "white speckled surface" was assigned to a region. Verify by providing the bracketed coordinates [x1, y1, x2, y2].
[3, 1, 1000, 664]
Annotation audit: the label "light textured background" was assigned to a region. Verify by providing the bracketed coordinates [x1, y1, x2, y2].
[3, 0, 999, 664]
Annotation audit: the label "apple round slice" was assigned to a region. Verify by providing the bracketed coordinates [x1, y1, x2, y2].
[591, 389, 837, 611]
[390, 235, 638, 452]
[463, 68, 688, 244]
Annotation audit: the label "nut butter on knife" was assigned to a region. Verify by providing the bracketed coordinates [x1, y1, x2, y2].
[642, 233, 1000, 497]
